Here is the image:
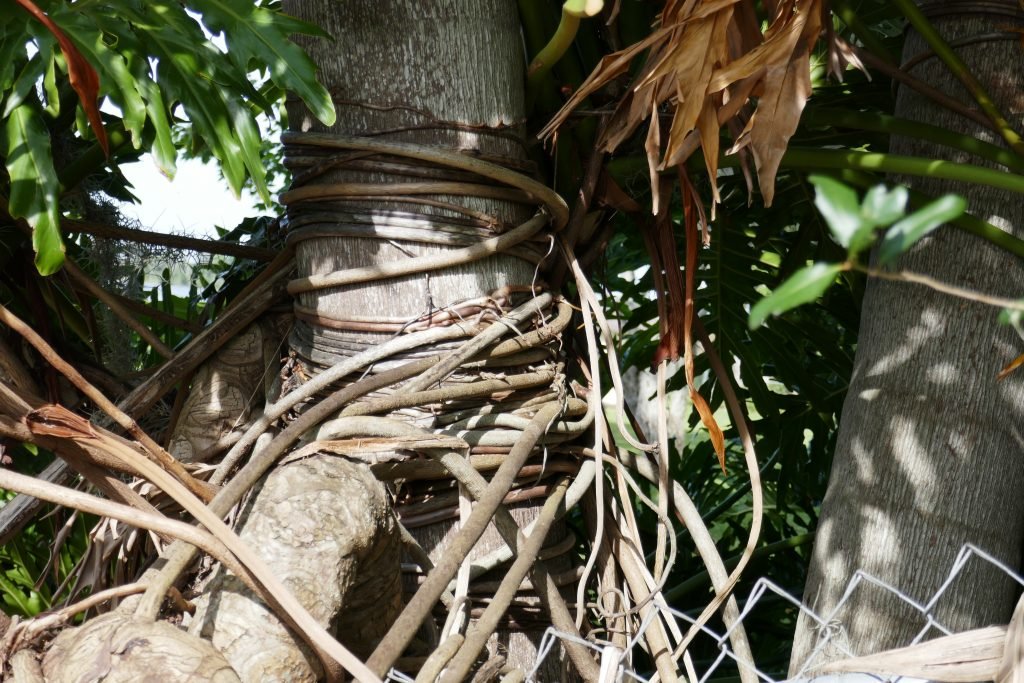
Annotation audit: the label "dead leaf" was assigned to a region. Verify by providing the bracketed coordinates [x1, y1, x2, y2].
[997, 594, 1024, 683]
[681, 173, 726, 470]
[647, 195, 685, 366]
[646, 104, 663, 216]
[538, 28, 669, 141]
[690, 390, 727, 469]
[697, 96, 723, 208]
[660, 12, 731, 170]
[543, 0, 831, 207]
[747, 45, 813, 206]
[596, 174, 644, 213]
[829, 33, 870, 81]
[14, 0, 108, 156]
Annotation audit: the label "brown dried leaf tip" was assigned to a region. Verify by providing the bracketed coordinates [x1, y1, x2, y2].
[542, 0, 855, 208]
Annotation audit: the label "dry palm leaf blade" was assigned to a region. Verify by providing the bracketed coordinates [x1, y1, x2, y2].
[997, 593, 1024, 683]
[541, 0, 839, 207]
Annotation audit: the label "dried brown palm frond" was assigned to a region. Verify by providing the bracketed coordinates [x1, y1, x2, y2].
[542, 0, 862, 207]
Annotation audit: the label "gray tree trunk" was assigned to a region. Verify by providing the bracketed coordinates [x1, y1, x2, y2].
[790, 10, 1024, 672]
[192, 0, 569, 679]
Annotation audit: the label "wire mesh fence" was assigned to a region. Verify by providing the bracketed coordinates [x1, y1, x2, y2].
[496, 544, 1024, 683]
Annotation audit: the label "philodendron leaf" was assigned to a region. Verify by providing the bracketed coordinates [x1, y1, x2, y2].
[192, 0, 336, 126]
[0, 14, 30, 93]
[810, 175, 873, 256]
[17, 0, 108, 154]
[4, 105, 64, 275]
[146, 18, 262, 199]
[749, 262, 843, 329]
[51, 9, 146, 149]
[3, 48, 48, 119]
[42, 50, 59, 117]
[135, 72, 177, 178]
[877, 194, 966, 266]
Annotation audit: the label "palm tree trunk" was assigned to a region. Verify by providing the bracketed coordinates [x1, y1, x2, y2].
[790, 8, 1024, 672]
[191, 1, 578, 680]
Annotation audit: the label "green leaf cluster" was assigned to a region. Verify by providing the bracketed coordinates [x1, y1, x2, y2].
[748, 177, 966, 329]
[0, 0, 334, 273]
[0, 446, 93, 618]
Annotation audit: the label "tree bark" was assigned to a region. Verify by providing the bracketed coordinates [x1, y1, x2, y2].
[791, 8, 1024, 672]
[168, 318, 288, 465]
[191, 1, 574, 679]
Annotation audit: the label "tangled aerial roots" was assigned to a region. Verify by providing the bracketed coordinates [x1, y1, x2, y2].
[42, 612, 240, 682]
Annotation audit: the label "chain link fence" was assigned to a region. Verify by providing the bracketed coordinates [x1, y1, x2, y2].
[506, 544, 1024, 683]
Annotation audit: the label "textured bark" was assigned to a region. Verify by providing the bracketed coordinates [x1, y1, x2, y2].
[188, 456, 401, 681]
[0, 336, 41, 402]
[9, 649, 44, 683]
[168, 317, 287, 464]
[283, 1, 532, 346]
[42, 613, 239, 682]
[278, 0, 569, 677]
[791, 10, 1024, 672]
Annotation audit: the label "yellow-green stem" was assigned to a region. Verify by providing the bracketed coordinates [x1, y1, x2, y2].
[526, 8, 581, 88]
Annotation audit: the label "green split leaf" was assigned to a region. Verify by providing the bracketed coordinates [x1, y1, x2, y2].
[0, 15, 30, 93]
[136, 72, 177, 178]
[748, 262, 844, 329]
[41, 49, 59, 118]
[46, 0, 331, 199]
[51, 9, 148, 147]
[3, 104, 64, 275]
[192, 0, 336, 126]
[2, 47, 48, 119]
[124, 0, 265, 200]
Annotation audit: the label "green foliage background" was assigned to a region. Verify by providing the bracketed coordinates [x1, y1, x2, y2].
[1, 1, 1021, 678]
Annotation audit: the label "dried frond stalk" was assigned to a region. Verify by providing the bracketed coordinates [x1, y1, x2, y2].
[821, 626, 1007, 682]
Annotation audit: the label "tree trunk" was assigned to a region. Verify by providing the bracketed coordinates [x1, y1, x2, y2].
[188, 1, 576, 680]
[790, 9, 1024, 672]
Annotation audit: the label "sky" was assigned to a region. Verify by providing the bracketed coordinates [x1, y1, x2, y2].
[32, 35, 259, 239]
[116, 155, 261, 239]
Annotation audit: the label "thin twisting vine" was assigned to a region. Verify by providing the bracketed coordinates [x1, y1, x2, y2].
[0, 118, 764, 683]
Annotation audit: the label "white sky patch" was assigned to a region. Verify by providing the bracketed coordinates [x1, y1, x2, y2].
[117, 155, 260, 239]
[107, 20, 260, 240]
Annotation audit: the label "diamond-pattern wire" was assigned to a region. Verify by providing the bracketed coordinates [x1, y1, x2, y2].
[513, 544, 1024, 683]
